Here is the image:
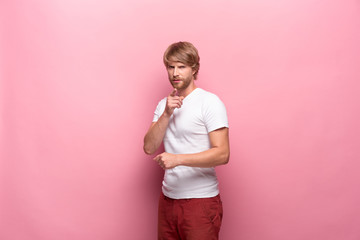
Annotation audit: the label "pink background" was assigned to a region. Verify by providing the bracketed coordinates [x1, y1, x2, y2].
[1, 0, 360, 239]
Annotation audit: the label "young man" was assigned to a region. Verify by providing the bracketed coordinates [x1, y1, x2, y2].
[143, 41, 230, 240]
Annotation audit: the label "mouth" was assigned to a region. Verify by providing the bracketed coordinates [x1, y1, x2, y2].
[172, 78, 181, 83]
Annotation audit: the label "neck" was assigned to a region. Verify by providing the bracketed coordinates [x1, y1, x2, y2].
[178, 82, 197, 98]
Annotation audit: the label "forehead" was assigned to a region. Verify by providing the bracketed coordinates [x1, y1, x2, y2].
[167, 60, 189, 67]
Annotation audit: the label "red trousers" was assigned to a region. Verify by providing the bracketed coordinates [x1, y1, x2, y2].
[158, 193, 223, 240]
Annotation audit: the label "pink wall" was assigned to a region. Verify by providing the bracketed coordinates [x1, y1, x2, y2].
[1, 0, 360, 239]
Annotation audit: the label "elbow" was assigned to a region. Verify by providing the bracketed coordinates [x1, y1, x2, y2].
[143, 144, 155, 155]
[221, 150, 230, 165]
[143, 136, 155, 155]
[213, 146, 230, 166]
[223, 154, 230, 165]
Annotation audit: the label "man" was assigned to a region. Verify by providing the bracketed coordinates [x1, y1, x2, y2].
[143, 41, 230, 240]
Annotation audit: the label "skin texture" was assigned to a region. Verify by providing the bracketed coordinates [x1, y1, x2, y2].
[143, 61, 230, 169]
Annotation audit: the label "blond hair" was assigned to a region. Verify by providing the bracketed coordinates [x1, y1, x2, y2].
[163, 41, 200, 80]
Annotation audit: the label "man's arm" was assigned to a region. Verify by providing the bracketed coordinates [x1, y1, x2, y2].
[143, 89, 184, 155]
[154, 127, 230, 169]
[143, 114, 170, 155]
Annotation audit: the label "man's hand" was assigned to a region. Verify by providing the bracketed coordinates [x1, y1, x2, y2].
[154, 152, 180, 170]
[143, 89, 184, 155]
[165, 88, 184, 116]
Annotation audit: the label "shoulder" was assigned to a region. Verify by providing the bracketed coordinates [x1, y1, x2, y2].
[154, 97, 167, 113]
[197, 89, 227, 117]
[156, 97, 167, 106]
[197, 88, 229, 129]
[197, 88, 225, 104]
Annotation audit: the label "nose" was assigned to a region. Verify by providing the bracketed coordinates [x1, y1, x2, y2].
[173, 67, 179, 77]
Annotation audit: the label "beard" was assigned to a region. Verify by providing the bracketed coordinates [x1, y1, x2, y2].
[169, 74, 193, 90]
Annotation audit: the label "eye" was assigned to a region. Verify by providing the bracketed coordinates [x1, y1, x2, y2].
[168, 66, 175, 69]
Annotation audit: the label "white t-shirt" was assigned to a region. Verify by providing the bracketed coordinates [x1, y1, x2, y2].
[153, 88, 229, 199]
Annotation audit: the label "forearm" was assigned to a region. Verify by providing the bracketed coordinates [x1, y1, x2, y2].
[153, 127, 230, 169]
[143, 113, 171, 155]
[177, 146, 230, 168]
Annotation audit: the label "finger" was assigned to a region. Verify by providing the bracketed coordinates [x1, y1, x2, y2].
[169, 88, 177, 97]
[168, 98, 182, 107]
[153, 155, 160, 161]
[169, 100, 181, 109]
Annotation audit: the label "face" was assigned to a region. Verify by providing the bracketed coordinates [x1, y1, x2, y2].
[166, 60, 195, 92]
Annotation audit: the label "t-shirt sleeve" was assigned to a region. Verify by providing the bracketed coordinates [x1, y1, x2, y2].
[203, 95, 229, 133]
[152, 98, 166, 122]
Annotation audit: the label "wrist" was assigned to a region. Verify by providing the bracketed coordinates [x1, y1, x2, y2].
[162, 111, 172, 119]
[175, 154, 182, 167]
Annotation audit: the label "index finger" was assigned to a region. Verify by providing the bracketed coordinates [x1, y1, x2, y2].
[169, 88, 177, 97]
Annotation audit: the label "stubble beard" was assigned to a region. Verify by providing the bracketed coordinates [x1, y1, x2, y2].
[169, 75, 193, 91]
